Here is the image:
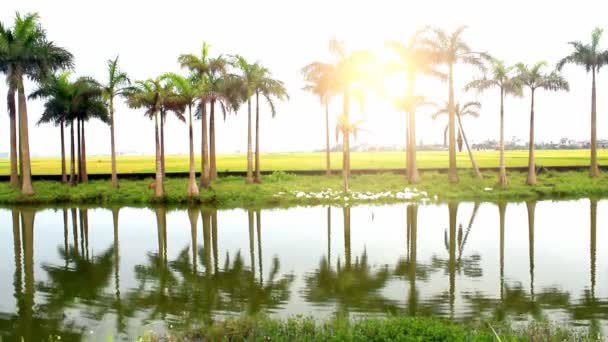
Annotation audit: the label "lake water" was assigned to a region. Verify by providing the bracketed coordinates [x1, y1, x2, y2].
[0, 200, 606, 340]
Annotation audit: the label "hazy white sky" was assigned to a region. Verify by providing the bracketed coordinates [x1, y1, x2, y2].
[1, 0, 606, 156]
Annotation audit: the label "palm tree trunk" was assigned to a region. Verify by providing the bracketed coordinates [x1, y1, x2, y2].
[327, 206, 331, 266]
[17, 78, 34, 195]
[154, 111, 164, 197]
[211, 210, 218, 273]
[590, 69, 600, 177]
[343, 207, 351, 268]
[527, 89, 537, 185]
[246, 98, 254, 184]
[70, 122, 76, 185]
[526, 201, 535, 298]
[188, 208, 199, 272]
[498, 202, 506, 301]
[60, 119, 67, 183]
[187, 105, 199, 197]
[408, 109, 420, 183]
[342, 89, 350, 192]
[81, 120, 88, 182]
[248, 209, 255, 274]
[77, 118, 82, 183]
[447, 65, 458, 183]
[201, 100, 210, 189]
[202, 210, 211, 273]
[448, 202, 457, 318]
[254, 91, 262, 183]
[8, 88, 20, 187]
[457, 114, 482, 179]
[405, 112, 409, 173]
[408, 204, 418, 315]
[498, 89, 508, 187]
[407, 76, 420, 183]
[590, 199, 597, 295]
[256, 209, 263, 283]
[210, 99, 218, 180]
[325, 98, 331, 176]
[110, 100, 119, 188]
[160, 112, 166, 178]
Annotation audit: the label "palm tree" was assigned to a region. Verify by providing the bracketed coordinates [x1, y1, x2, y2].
[154, 79, 185, 179]
[301, 61, 337, 176]
[179, 42, 226, 187]
[102, 56, 131, 188]
[387, 34, 444, 183]
[29, 72, 72, 183]
[253, 65, 289, 183]
[329, 39, 374, 192]
[32, 75, 107, 185]
[0, 12, 73, 194]
[126, 79, 164, 197]
[516, 62, 569, 185]
[419, 26, 486, 183]
[465, 59, 522, 187]
[233, 55, 262, 184]
[70, 77, 109, 183]
[206, 55, 232, 180]
[393, 95, 435, 182]
[432, 101, 483, 179]
[335, 113, 366, 180]
[161, 72, 200, 197]
[557, 28, 608, 178]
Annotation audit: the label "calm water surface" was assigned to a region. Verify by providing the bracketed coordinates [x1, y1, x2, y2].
[0, 200, 606, 340]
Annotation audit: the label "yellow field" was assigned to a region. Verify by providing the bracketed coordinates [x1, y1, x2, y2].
[0, 150, 605, 175]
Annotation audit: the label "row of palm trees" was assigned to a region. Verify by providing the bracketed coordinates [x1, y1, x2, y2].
[303, 27, 602, 190]
[1, 13, 288, 197]
[2, 12, 606, 195]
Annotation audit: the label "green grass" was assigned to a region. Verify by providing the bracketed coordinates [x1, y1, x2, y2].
[1, 149, 607, 175]
[1, 169, 608, 207]
[138, 316, 601, 342]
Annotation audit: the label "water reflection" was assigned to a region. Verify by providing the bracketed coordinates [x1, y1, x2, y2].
[0, 200, 607, 340]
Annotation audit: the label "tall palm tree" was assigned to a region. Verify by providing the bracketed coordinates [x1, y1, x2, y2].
[29, 72, 72, 183]
[432, 101, 483, 179]
[206, 55, 232, 180]
[556, 28, 607, 178]
[253, 65, 289, 183]
[102, 56, 131, 188]
[32, 75, 107, 185]
[70, 77, 109, 183]
[0, 12, 73, 194]
[153, 79, 185, 179]
[465, 59, 522, 187]
[126, 79, 164, 197]
[179, 42, 225, 187]
[516, 62, 569, 185]
[387, 34, 444, 183]
[329, 39, 374, 192]
[419, 26, 486, 183]
[233, 55, 262, 184]
[161, 72, 200, 197]
[301, 62, 337, 176]
[393, 95, 435, 182]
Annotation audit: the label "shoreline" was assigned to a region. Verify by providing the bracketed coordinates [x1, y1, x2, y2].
[138, 316, 599, 341]
[1, 170, 607, 207]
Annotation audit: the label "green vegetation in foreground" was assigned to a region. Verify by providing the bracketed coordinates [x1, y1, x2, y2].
[1, 170, 607, 206]
[1, 149, 608, 175]
[139, 316, 601, 342]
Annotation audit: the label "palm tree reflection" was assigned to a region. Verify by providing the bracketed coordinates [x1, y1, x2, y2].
[304, 207, 397, 315]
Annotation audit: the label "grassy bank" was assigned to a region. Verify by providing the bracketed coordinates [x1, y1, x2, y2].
[1, 170, 607, 206]
[140, 316, 600, 342]
[1, 149, 607, 175]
